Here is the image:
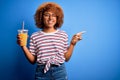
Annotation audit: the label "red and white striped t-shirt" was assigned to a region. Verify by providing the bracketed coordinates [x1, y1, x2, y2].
[29, 29, 69, 65]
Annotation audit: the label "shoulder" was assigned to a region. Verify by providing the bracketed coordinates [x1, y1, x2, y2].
[58, 30, 68, 36]
[30, 31, 42, 38]
[57, 30, 68, 39]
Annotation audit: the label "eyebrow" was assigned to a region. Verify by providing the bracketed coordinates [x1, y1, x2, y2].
[44, 12, 55, 14]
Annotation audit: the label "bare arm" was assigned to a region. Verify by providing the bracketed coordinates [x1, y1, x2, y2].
[64, 34, 82, 62]
[17, 34, 36, 64]
[21, 46, 37, 64]
[64, 44, 75, 62]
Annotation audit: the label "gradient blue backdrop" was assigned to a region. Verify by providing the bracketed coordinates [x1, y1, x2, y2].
[0, 0, 120, 80]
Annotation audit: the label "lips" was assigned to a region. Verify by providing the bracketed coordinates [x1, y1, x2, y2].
[48, 20, 54, 24]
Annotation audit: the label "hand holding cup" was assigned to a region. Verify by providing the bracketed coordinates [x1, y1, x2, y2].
[17, 29, 28, 46]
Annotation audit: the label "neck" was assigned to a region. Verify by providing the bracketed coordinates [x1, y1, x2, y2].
[43, 27, 56, 33]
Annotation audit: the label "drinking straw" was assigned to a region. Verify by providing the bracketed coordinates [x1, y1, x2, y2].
[22, 21, 24, 30]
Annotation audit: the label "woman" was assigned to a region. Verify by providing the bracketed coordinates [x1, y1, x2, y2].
[17, 2, 82, 80]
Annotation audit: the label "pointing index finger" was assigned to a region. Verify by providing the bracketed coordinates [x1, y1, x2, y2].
[76, 31, 86, 35]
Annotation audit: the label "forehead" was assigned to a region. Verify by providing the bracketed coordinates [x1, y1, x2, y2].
[43, 6, 57, 14]
[44, 11, 55, 14]
[44, 9, 56, 14]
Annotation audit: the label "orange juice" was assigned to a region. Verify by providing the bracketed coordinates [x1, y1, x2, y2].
[19, 33, 27, 46]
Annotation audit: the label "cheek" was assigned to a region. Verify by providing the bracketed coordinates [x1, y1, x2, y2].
[43, 17, 47, 21]
[54, 18, 57, 23]
[43, 18, 47, 24]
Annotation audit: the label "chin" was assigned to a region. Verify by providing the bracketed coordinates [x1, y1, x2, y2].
[48, 25, 55, 27]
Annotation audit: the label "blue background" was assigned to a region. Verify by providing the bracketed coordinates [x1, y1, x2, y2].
[0, 0, 120, 80]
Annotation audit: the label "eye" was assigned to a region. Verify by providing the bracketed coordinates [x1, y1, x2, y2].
[44, 13, 50, 17]
[43, 13, 56, 17]
[52, 14, 56, 17]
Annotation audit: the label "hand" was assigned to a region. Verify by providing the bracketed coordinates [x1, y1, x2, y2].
[17, 33, 28, 46]
[70, 34, 82, 46]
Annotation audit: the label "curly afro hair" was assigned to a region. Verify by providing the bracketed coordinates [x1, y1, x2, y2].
[34, 2, 64, 29]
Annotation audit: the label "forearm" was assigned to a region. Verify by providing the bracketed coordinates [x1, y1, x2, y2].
[64, 44, 75, 62]
[64, 33, 82, 62]
[21, 46, 36, 64]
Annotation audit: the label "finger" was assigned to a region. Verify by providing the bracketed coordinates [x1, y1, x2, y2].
[78, 37, 82, 40]
[76, 31, 86, 35]
[17, 35, 22, 39]
[75, 35, 80, 39]
[17, 35, 19, 38]
[17, 40, 19, 44]
[17, 40, 21, 45]
[76, 35, 82, 40]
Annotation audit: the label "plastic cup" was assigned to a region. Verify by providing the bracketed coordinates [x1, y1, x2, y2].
[18, 29, 28, 46]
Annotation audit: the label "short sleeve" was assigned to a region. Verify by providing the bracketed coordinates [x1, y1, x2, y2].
[63, 33, 69, 53]
[29, 35, 37, 56]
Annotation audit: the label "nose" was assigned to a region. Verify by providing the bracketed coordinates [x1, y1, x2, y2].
[49, 15, 53, 19]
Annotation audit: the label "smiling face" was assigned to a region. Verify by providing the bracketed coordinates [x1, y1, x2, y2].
[43, 11, 57, 29]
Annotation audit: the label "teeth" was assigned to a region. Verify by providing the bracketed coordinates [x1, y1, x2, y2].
[48, 21, 53, 24]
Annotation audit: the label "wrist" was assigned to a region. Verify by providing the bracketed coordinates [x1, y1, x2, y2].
[70, 42, 76, 46]
[21, 45, 27, 48]
[70, 41, 76, 46]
